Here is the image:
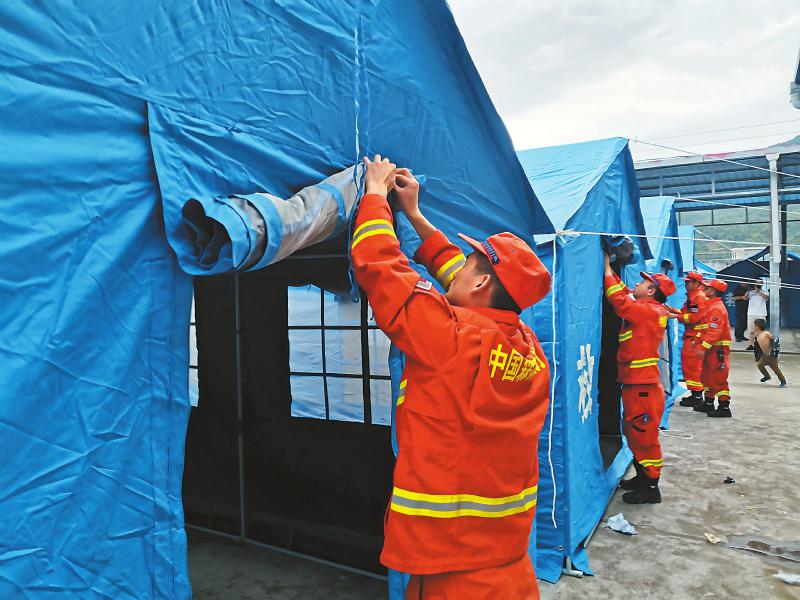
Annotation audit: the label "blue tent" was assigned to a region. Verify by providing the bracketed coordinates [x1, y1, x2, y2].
[717, 248, 800, 329]
[517, 138, 652, 582]
[0, 3, 553, 597]
[678, 225, 716, 277]
[640, 196, 685, 429]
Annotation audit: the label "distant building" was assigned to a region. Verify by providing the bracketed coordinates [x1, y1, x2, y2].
[635, 140, 800, 263]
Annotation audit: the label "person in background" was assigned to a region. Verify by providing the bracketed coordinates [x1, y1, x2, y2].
[745, 283, 769, 350]
[752, 319, 787, 387]
[604, 254, 676, 504]
[731, 282, 750, 342]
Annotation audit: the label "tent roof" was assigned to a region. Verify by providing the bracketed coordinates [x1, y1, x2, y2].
[517, 137, 630, 231]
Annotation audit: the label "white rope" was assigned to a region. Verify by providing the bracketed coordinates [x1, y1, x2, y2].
[710, 273, 800, 292]
[660, 429, 694, 440]
[547, 236, 558, 528]
[630, 139, 800, 181]
[555, 229, 800, 250]
[647, 194, 800, 219]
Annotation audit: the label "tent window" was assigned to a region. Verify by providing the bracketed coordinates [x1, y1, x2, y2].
[189, 297, 199, 407]
[288, 285, 392, 425]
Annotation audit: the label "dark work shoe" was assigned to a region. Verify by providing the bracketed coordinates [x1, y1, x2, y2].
[622, 485, 661, 504]
[760, 375, 771, 382]
[708, 404, 732, 418]
[779, 382, 787, 388]
[680, 395, 702, 407]
[745, 345, 754, 351]
[620, 475, 648, 490]
[694, 400, 714, 413]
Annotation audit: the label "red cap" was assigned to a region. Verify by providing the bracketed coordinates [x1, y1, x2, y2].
[640, 271, 677, 297]
[703, 279, 728, 293]
[683, 271, 704, 284]
[458, 232, 551, 310]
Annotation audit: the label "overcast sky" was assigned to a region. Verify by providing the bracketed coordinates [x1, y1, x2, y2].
[449, 1, 800, 162]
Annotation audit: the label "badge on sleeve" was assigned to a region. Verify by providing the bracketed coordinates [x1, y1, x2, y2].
[416, 279, 433, 291]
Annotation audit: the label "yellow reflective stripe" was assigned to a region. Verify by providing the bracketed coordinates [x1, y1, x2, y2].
[694, 324, 709, 330]
[683, 313, 690, 323]
[435, 253, 466, 280]
[353, 218, 392, 238]
[685, 380, 703, 387]
[397, 379, 407, 405]
[638, 459, 664, 467]
[701, 341, 712, 349]
[630, 357, 660, 368]
[714, 340, 731, 346]
[392, 485, 537, 506]
[618, 330, 633, 342]
[390, 485, 538, 519]
[351, 219, 396, 249]
[715, 390, 730, 397]
[390, 499, 537, 519]
[659, 316, 668, 328]
[605, 282, 625, 297]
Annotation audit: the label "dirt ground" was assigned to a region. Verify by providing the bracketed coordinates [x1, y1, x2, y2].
[188, 352, 800, 599]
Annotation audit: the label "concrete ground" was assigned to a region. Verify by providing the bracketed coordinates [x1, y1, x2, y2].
[188, 353, 800, 599]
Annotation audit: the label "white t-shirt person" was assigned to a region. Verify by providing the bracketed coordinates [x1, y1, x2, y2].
[747, 287, 768, 316]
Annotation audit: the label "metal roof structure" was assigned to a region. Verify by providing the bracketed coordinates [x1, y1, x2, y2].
[634, 140, 800, 212]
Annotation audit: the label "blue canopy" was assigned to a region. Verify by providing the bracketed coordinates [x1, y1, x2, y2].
[640, 197, 685, 428]
[0, 3, 552, 597]
[517, 137, 651, 582]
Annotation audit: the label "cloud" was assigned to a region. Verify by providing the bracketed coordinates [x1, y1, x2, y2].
[449, 0, 800, 158]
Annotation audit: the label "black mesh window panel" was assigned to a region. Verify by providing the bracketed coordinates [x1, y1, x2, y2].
[184, 250, 394, 574]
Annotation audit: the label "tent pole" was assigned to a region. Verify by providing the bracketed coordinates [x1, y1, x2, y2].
[562, 556, 584, 578]
[234, 273, 247, 540]
[766, 153, 781, 335]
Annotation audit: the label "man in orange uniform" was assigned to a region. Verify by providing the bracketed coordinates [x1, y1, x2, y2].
[351, 156, 552, 599]
[694, 279, 733, 418]
[670, 272, 709, 407]
[603, 253, 676, 504]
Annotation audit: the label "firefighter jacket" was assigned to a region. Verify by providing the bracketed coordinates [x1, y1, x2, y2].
[350, 193, 551, 575]
[697, 296, 731, 350]
[604, 273, 670, 385]
[675, 287, 709, 340]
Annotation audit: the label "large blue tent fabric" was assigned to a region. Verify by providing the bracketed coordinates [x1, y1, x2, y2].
[0, 3, 552, 598]
[640, 196, 685, 429]
[517, 138, 652, 582]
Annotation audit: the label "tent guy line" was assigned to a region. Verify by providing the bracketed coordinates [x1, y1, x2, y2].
[643, 118, 800, 142]
[546, 235, 559, 529]
[630, 139, 800, 181]
[554, 229, 800, 250]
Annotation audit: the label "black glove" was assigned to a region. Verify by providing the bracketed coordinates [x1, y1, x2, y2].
[716, 347, 725, 362]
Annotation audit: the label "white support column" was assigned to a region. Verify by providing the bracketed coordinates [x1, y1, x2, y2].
[766, 153, 781, 335]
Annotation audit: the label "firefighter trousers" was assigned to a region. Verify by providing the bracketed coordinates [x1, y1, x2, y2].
[702, 347, 731, 402]
[405, 554, 538, 600]
[622, 383, 665, 478]
[681, 337, 705, 391]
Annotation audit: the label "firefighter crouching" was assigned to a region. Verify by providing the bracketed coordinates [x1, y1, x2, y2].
[603, 252, 676, 505]
[351, 156, 552, 598]
[668, 271, 709, 407]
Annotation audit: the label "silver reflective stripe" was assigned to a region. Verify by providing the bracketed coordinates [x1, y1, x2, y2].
[354, 222, 394, 238]
[391, 489, 537, 514]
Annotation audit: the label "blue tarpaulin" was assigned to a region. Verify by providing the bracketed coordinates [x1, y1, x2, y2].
[517, 138, 652, 582]
[0, 3, 552, 598]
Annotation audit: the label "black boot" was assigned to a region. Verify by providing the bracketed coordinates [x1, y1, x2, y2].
[694, 398, 714, 413]
[708, 400, 732, 418]
[622, 475, 661, 504]
[680, 391, 703, 407]
[620, 462, 648, 490]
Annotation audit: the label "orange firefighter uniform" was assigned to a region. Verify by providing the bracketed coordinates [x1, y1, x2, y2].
[697, 280, 732, 413]
[604, 272, 673, 479]
[350, 192, 551, 598]
[673, 272, 709, 392]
